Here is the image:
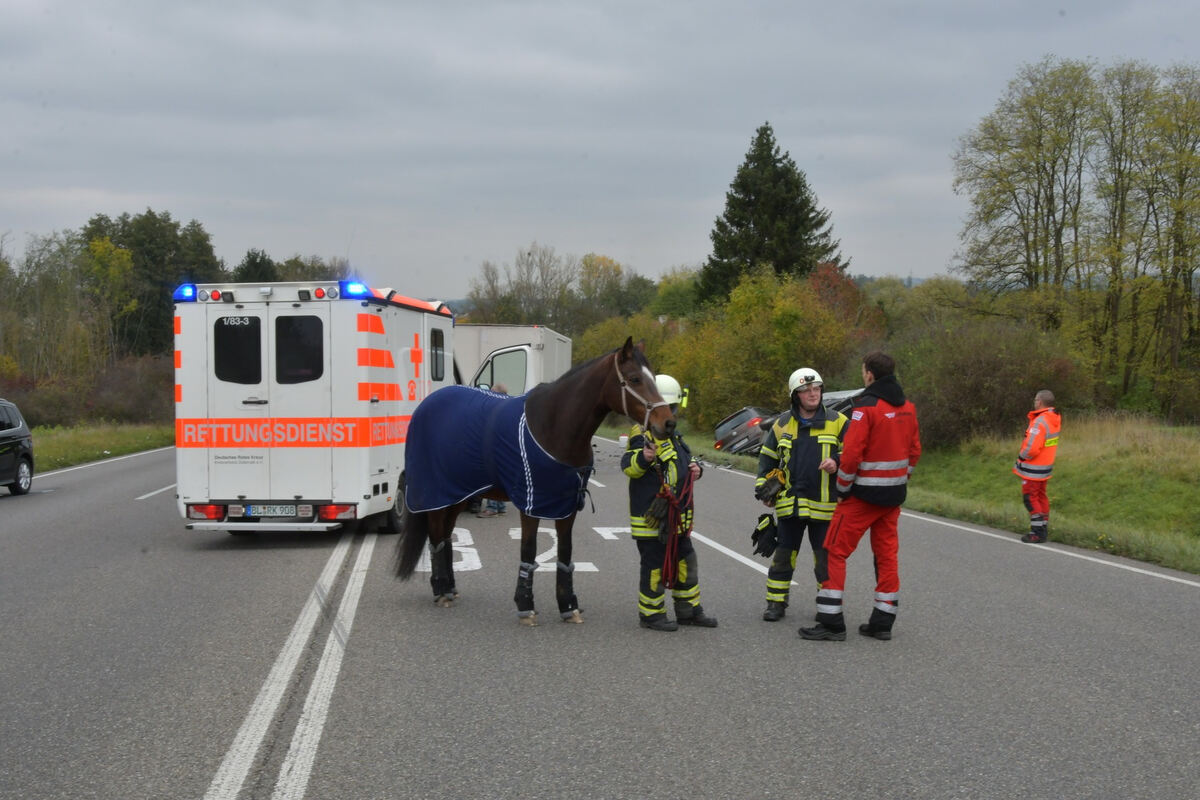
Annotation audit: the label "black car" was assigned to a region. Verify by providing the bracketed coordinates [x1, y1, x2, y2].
[714, 389, 865, 457]
[0, 398, 34, 495]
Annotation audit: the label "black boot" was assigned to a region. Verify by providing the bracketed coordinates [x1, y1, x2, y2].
[859, 607, 894, 640]
[762, 601, 787, 622]
[639, 614, 678, 632]
[799, 620, 846, 641]
[676, 603, 718, 627]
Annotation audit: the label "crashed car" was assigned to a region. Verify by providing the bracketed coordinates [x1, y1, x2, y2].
[713, 389, 865, 457]
[712, 406, 776, 455]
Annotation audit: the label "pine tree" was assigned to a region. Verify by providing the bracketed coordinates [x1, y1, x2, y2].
[698, 122, 844, 304]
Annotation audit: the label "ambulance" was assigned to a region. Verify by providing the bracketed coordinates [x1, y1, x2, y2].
[173, 280, 454, 533]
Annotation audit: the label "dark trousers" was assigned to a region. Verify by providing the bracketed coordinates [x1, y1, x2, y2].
[766, 515, 829, 604]
[635, 536, 699, 618]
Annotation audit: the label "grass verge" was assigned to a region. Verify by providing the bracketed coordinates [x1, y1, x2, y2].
[33, 423, 175, 472]
[600, 415, 1200, 575]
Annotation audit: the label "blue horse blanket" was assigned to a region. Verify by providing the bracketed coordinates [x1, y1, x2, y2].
[404, 385, 593, 520]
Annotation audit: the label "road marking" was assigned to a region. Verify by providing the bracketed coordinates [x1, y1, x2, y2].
[272, 533, 377, 800]
[589, 477, 606, 488]
[903, 510, 1200, 588]
[136, 483, 176, 500]
[692, 531, 770, 575]
[592, 526, 625, 540]
[38, 446, 175, 477]
[203, 533, 353, 800]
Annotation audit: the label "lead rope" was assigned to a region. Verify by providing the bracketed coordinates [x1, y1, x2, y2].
[654, 456, 695, 589]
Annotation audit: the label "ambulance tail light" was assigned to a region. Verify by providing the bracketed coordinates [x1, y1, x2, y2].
[318, 504, 358, 521]
[187, 504, 226, 520]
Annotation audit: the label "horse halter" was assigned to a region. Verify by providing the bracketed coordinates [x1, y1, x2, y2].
[613, 352, 670, 431]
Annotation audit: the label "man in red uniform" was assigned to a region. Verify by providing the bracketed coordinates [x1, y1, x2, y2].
[800, 351, 921, 642]
[1013, 389, 1061, 543]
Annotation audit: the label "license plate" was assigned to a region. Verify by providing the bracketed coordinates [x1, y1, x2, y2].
[248, 504, 297, 517]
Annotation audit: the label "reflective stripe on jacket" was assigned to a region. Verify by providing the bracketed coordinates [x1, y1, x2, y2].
[621, 425, 695, 538]
[1013, 407, 1061, 481]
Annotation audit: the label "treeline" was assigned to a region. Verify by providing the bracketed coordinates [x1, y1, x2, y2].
[954, 56, 1200, 420]
[0, 209, 351, 425]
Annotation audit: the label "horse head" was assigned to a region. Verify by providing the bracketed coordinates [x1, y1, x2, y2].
[611, 337, 676, 439]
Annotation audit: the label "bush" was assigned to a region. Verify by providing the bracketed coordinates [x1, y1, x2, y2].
[90, 355, 173, 423]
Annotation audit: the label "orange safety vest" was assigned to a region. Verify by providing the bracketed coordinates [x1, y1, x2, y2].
[1013, 407, 1061, 481]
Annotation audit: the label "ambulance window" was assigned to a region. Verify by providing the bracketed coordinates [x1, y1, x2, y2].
[276, 316, 324, 384]
[214, 316, 262, 384]
[430, 328, 445, 381]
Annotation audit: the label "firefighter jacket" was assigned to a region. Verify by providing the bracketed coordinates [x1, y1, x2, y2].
[755, 405, 848, 521]
[622, 425, 697, 539]
[835, 374, 921, 507]
[1013, 407, 1061, 481]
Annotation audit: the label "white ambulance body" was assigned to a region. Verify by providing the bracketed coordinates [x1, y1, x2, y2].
[453, 323, 572, 393]
[173, 280, 454, 532]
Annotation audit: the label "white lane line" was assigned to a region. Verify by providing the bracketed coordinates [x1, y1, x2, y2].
[38, 446, 174, 477]
[136, 483, 176, 500]
[204, 534, 354, 800]
[271, 533, 377, 800]
[692, 531, 769, 576]
[903, 510, 1200, 588]
[589, 477, 606, 488]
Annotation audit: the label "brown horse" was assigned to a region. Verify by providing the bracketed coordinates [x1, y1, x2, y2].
[394, 337, 675, 624]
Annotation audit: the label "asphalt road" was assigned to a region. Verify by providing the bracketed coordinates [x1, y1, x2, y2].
[1, 442, 1196, 800]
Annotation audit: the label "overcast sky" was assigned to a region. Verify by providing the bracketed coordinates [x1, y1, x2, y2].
[2, 1, 1196, 300]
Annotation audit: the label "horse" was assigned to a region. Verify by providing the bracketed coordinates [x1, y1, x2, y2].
[394, 337, 675, 625]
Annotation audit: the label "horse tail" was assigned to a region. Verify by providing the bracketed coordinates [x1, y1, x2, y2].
[394, 503, 429, 580]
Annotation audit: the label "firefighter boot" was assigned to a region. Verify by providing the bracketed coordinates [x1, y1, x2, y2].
[858, 608, 894, 640]
[762, 601, 787, 622]
[639, 614, 679, 632]
[799, 610, 846, 641]
[676, 602, 718, 628]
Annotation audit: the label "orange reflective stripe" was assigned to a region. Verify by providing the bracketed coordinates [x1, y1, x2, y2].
[175, 416, 412, 447]
[357, 348, 395, 368]
[174, 316, 181, 334]
[175, 384, 182, 402]
[174, 350, 182, 368]
[357, 313, 384, 334]
[357, 382, 401, 401]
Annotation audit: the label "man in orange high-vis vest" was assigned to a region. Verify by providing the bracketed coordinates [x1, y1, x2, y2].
[1014, 389, 1062, 544]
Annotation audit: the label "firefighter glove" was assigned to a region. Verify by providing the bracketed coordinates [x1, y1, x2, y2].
[755, 469, 786, 504]
[644, 495, 669, 530]
[751, 513, 778, 558]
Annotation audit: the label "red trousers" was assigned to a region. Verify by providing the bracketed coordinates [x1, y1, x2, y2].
[824, 496, 900, 596]
[1021, 479, 1049, 518]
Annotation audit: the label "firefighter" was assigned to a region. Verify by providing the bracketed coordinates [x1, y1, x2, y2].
[1014, 389, 1061, 543]
[800, 351, 921, 642]
[621, 374, 717, 631]
[754, 367, 848, 622]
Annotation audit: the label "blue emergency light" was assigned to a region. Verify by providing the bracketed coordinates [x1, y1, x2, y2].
[173, 283, 197, 302]
[339, 280, 370, 298]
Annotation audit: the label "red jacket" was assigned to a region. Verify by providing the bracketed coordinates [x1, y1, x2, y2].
[1013, 407, 1061, 481]
[835, 375, 921, 507]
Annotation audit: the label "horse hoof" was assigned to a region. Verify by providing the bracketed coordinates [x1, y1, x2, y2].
[561, 609, 584, 624]
[518, 613, 538, 627]
[434, 595, 455, 608]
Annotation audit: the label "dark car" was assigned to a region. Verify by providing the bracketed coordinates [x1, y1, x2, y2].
[715, 389, 865, 457]
[0, 398, 34, 495]
[713, 406, 776, 455]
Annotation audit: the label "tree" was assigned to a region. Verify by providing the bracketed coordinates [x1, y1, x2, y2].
[81, 209, 224, 356]
[465, 242, 581, 333]
[233, 248, 279, 282]
[698, 122, 844, 304]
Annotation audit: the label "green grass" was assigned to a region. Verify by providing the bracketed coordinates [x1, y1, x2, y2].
[601, 414, 1200, 575]
[33, 423, 175, 472]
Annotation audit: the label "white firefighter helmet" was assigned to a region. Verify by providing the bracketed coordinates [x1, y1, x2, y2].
[788, 367, 823, 394]
[655, 374, 682, 405]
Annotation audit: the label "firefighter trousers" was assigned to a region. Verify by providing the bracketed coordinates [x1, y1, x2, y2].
[635, 536, 700, 620]
[816, 497, 900, 630]
[766, 515, 829, 605]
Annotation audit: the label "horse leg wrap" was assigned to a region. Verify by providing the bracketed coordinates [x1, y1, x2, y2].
[429, 540, 454, 600]
[514, 561, 538, 616]
[556, 561, 580, 618]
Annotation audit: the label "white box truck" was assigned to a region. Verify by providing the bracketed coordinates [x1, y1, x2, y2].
[173, 280, 455, 533]
[453, 323, 572, 393]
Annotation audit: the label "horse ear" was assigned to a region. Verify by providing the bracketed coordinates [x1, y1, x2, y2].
[621, 337, 635, 358]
